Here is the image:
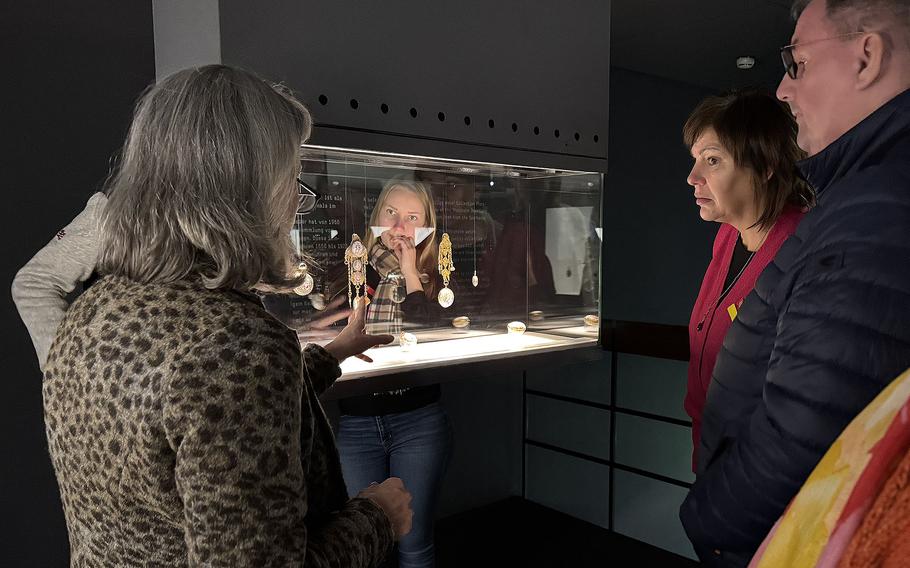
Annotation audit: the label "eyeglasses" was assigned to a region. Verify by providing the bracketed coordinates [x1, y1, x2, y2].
[780, 31, 865, 79]
[297, 178, 320, 215]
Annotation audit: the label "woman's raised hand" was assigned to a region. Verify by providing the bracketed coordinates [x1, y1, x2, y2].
[323, 296, 393, 363]
[390, 235, 419, 277]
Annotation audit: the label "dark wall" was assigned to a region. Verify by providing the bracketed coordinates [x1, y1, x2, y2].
[602, 67, 717, 325]
[218, 0, 611, 173]
[1, 2, 155, 564]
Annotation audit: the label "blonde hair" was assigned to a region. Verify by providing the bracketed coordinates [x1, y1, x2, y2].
[366, 177, 439, 296]
[98, 64, 313, 292]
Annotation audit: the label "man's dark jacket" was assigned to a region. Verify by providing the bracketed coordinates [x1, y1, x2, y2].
[681, 88, 910, 567]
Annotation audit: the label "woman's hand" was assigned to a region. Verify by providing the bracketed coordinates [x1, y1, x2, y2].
[390, 235, 419, 278]
[323, 297, 393, 363]
[296, 294, 350, 343]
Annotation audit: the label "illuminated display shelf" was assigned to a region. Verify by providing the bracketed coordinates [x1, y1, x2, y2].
[336, 329, 598, 381]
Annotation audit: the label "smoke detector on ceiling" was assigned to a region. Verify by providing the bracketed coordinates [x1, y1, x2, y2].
[736, 56, 756, 70]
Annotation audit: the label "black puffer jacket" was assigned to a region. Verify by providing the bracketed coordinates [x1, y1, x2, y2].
[680, 88, 910, 567]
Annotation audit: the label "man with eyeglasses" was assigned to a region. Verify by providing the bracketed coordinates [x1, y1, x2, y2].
[680, 0, 910, 565]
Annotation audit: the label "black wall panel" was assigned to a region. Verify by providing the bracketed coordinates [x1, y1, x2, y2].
[602, 68, 717, 324]
[219, 0, 610, 171]
[1, 2, 155, 565]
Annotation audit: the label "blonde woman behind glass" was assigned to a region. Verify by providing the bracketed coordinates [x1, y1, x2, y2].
[337, 177, 453, 568]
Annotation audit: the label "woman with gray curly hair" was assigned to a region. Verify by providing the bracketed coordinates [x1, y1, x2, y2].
[15, 65, 412, 567]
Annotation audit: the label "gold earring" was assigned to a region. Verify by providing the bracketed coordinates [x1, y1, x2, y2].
[345, 234, 368, 307]
[437, 232, 455, 308]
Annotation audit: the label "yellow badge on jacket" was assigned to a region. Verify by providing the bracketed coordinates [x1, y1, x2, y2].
[727, 304, 738, 321]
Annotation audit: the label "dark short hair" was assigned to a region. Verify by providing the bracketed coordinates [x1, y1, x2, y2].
[792, 0, 910, 49]
[683, 89, 815, 230]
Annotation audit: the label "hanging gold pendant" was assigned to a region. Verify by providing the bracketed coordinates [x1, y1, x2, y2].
[437, 287, 454, 308]
[293, 262, 315, 296]
[345, 234, 368, 307]
[437, 232, 455, 308]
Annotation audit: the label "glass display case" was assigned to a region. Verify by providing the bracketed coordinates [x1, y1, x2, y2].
[263, 145, 603, 382]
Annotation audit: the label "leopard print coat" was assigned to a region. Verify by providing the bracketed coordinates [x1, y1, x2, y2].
[43, 276, 394, 567]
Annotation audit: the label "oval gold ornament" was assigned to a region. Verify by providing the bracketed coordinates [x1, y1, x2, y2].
[293, 273, 315, 296]
[438, 286, 455, 308]
[399, 331, 417, 352]
[507, 321, 527, 335]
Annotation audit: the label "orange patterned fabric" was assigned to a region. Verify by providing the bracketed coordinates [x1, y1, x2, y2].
[748, 368, 910, 568]
[838, 447, 910, 568]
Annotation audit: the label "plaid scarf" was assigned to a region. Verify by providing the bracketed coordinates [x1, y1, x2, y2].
[366, 241, 403, 335]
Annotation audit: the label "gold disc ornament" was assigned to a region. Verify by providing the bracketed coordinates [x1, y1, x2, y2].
[437, 232, 455, 308]
[293, 262, 315, 296]
[507, 321, 527, 336]
[399, 331, 418, 352]
[345, 234, 368, 307]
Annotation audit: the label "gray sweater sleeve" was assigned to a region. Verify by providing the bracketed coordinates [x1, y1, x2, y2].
[11, 193, 107, 371]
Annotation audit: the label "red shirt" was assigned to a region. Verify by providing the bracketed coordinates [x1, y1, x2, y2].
[685, 206, 804, 471]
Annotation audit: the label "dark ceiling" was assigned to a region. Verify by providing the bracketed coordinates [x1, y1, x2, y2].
[611, 0, 797, 92]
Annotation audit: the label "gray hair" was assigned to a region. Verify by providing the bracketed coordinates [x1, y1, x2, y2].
[792, 0, 910, 49]
[98, 65, 313, 292]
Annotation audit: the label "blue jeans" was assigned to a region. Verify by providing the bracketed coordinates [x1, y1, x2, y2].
[337, 402, 453, 568]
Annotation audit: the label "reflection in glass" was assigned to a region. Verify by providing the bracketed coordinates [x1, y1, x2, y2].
[388, 271, 407, 304]
[261, 145, 603, 377]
